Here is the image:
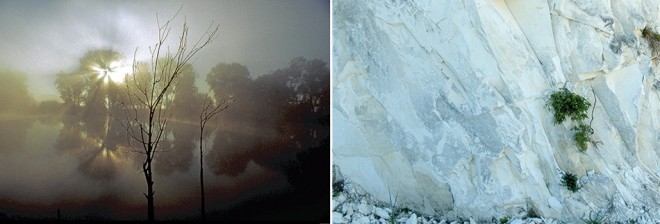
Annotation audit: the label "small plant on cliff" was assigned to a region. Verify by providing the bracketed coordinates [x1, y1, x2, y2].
[547, 88, 595, 151]
[499, 216, 510, 224]
[582, 209, 608, 224]
[642, 26, 660, 58]
[333, 179, 345, 197]
[525, 206, 540, 219]
[572, 124, 594, 152]
[560, 171, 581, 193]
[547, 88, 591, 124]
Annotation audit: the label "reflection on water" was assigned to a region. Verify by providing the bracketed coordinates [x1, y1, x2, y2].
[55, 114, 128, 180]
[0, 115, 290, 219]
[0, 55, 330, 220]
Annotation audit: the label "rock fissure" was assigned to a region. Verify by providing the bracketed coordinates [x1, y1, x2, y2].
[333, 0, 660, 222]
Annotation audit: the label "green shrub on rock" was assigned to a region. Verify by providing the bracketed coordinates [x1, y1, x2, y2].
[547, 88, 591, 125]
[572, 124, 594, 152]
[560, 171, 581, 193]
[547, 88, 595, 152]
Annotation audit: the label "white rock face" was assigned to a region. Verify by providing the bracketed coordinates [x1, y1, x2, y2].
[407, 213, 418, 224]
[356, 216, 370, 224]
[333, 0, 660, 222]
[547, 197, 562, 210]
[374, 207, 390, 219]
[333, 212, 347, 224]
[357, 202, 372, 215]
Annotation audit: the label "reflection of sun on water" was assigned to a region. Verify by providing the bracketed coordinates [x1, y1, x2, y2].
[91, 60, 131, 84]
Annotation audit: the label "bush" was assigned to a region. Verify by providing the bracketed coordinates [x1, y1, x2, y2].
[582, 210, 608, 224]
[572, 124, 594, 152]
[643, 26, 660, 40]
[547, 88, 591, 125]
[560, 171, 581, 193]
[332, 179, 345, 197]
[547, 88, 595, 151]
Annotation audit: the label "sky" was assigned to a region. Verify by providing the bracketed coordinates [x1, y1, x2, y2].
[0, 0, 329, 220]
[0, 0, 330, 100]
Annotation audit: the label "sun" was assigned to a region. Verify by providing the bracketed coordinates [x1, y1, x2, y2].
[104, 60, 131, 84]
[91, 60, 131, 84]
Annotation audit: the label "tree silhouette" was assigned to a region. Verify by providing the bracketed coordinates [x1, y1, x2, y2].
[153, 64, 202, 175]
[277, 58, 329, 221]
[55, 50, 127, 112]
[202, 58, 329, 221]
[119, 14, 218, 221]
[205, 63, 261, 176]
[274, 57, 329, 190]
[0, 69, 36, 154]
[52, 49, 131, 180]
[197, 91, 232, 220]
[203, 58, 329, 179]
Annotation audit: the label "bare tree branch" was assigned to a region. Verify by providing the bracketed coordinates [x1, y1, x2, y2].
[118, 10, 219, 221]
[197, 87, 232, 220]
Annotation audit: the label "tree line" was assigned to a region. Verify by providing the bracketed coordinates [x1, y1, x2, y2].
[0, 19, 328, 221]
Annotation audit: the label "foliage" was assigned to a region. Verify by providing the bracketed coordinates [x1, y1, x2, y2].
[547, 88, 595, 151]
[642, 26, 660, 58]
[583, 218, 605, 224]
[499, 216, 510, 224]
[643, 26, 660, 40]
[582, 210, 607, 224]
[0, 69, 36, 113]
[0, 69, 37, 155]
[207, 57, 329, 178]
[333, 179, 345, 197]
[547, 88, 591, 124]
[560, 171, 581, 193]
[525, 206, 540, 218]
[386, 188, 399, 224]
[572, 124, 594, 152]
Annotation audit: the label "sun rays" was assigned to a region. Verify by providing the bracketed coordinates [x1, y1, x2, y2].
[89, 60, 131, 84]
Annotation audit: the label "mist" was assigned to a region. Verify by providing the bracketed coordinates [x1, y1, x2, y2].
[0, 0, 328, 221]
[0, 0, 329, 100]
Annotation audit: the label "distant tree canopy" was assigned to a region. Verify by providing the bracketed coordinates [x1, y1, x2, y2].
[0, 69, 36, 114]
[55, 50, 125, 110]
[51, 49, 210, 178]
[204, 57, 329, 182]
[154, 63, 209, 175]
[52, 50, 129, 179]
[0, 69, 37, 154]
[50, 51, 330, 187]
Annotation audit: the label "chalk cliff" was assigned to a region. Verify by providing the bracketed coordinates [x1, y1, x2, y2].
[332, 0, 660, 221]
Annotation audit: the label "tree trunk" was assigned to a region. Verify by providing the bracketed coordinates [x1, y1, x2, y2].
[147, 178, 154, 221]
[200, 126, 206, 220]
[144, 150, 155, 221]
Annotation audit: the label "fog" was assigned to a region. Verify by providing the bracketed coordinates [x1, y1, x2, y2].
[0, 0, 329, 100]
[0, 0, 328, 221]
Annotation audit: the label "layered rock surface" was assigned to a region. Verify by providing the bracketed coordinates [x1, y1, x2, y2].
[332, 0, 660, 222]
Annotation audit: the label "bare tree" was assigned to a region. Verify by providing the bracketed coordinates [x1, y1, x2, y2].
[198, 92, 232, 220]
[121, 12, 219, 221]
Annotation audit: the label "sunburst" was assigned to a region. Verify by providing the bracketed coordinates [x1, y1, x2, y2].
[90, 60, 131, 84]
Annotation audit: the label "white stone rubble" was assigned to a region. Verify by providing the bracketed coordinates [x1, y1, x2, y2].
[332, 178, 566, 224]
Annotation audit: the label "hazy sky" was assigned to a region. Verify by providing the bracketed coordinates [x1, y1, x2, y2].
[0, 0, 329, 220]
[0, 0, 329, 100]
